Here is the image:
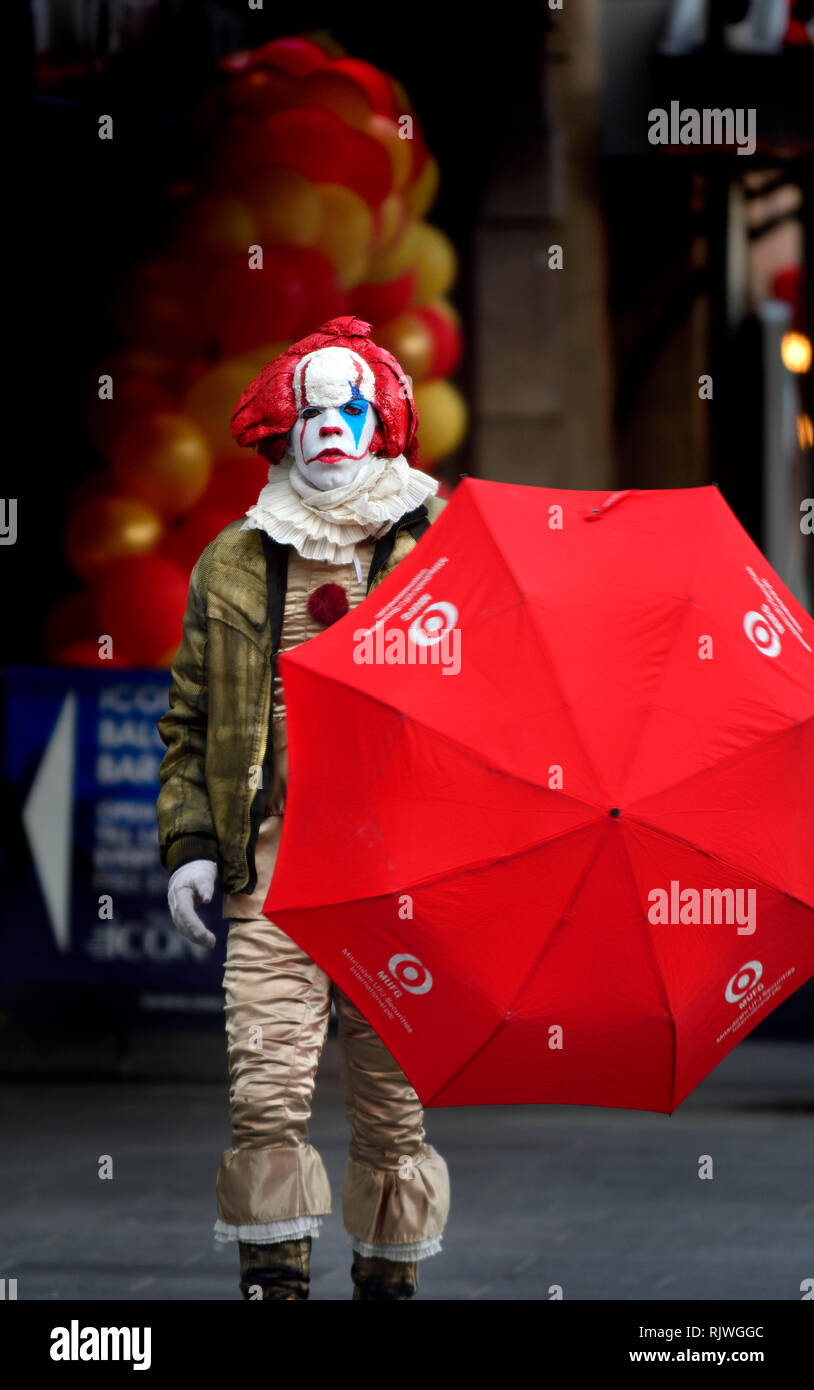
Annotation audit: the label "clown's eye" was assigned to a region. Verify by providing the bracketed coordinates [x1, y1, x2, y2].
[301, 407, 321, 420]
[341, 403, 363, 416]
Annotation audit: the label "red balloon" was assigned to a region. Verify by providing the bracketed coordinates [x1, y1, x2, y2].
[94, 555, 191, 666]
[52, 639, 130, 668]
[771, 266, 804, 328]
[223, 65, 298, 116]
[43, 590, 99, 664]
[87, 376, 176, 459]
[299, 70, 373, 128]
[772, 266, 802, 303]
[261, 109, 392, 206]
[113, 257, 203, 355]
[162, 506, 239, 573]
[205, 247, 347, 353]
[200, 456, 272, 512]
[204, 251, 302, 349]
[251, 37, 330, 75]
[353, 271, 416, 324]
[217, 37, 329, 78]
[416, 303, 462, 378]
[66, 469, 119, 514]
[330, 58, 398, 117]
[209, 114, 267, 185]
[291, 246, 349, 332]
[217, 48, 254, 75]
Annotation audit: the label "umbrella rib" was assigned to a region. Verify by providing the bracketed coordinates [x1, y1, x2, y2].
[290, 661, 609, 809]
[503, 827, 608, 1014]
[394, 814, 603, 897]
[622, 808, 814, 918]
[616, 827, 678, 1114]
[422, 828, 609, 1107]
[627, 711, 811, 828]
[625, 711, 811, 906]
[612, 498, 717, 800]
[472, 505, 610, 802]
[279, 814, 604, 913]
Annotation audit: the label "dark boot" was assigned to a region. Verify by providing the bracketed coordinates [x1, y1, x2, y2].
[351, 1252, 419, 1300]
[239, 1236, 311, 1300]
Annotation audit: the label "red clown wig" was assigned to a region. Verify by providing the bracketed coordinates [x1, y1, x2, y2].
[230, 316, 420, 466]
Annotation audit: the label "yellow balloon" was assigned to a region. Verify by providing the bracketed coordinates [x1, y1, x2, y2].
[414, 380, 468, 461]
[246, 167, 322, 246]
[406, 156, 440, 219]
[374, 192, 410, 253]
[172, 193, 258, 266]
[367, 114, 413, 192]
[111, 412, 213, 517]
[65, 495, 164, 581]
[313, 184, 373, 289]
[90, 347, 186, 395]
[183, 357, 265, 463]
[241, 340, 293, 373]
[302, 70, 372, 130]
[365, 220, 422, 284]
[375, 313, 433, 383]
[410, 222, 458, 304]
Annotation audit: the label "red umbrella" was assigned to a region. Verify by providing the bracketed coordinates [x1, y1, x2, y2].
[265, 481, 814, 1113]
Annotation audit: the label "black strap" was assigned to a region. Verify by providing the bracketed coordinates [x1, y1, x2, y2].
[367, 503, 429, 592]
[261, 532, 289, 652]
[262, 503, 429, 617]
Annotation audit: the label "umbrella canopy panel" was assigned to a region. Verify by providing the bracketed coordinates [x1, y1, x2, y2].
[267, 481, 814, 1113]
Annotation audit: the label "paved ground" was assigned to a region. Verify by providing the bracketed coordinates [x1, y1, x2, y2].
[1, 1031, 811, 1301]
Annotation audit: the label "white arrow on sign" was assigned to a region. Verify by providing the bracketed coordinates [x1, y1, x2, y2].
[21, 689, 77, 952]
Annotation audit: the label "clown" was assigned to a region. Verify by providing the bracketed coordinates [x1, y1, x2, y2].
[156, 318, 450, 1300]
[286, 347, 381, 491]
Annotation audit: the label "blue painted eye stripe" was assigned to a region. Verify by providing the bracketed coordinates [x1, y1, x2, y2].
[340, 385, 369, 448]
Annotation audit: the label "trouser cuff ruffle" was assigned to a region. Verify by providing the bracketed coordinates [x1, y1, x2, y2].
[341, 1143, 450, 1257]
[216, 1141, 331, 1231]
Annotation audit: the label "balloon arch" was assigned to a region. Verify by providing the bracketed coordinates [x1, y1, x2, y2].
[52, 35, 467, 668]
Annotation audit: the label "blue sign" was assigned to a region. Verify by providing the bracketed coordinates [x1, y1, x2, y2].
[0, 666, 224, 1012]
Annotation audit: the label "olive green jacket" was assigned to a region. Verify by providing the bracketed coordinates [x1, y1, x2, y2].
[156, 493, 447, 895]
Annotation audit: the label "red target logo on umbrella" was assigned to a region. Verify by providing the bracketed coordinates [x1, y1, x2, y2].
[743, 610, 782, 658]
[725, 960, 763, 1003]
[388, 953, 434, 995]
[408, 601, 458, 647]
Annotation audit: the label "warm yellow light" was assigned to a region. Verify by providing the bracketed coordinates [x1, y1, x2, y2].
[781, 331, 812, 374]
[797, 413, 813, 450]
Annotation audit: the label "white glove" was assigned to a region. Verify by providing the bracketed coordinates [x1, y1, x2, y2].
[168, 859, 219, 950]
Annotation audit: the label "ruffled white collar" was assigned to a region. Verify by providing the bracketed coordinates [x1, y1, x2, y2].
[240, 453, 439, 564]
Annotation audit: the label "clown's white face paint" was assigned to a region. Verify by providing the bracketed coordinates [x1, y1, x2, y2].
[290, 398, 379, 491]
[288, 343, 381, 491]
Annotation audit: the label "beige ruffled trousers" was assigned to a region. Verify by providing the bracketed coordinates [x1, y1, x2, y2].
[214, 544, 450, 1263]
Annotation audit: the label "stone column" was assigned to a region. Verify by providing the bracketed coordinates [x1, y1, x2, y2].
[473, 0, 613, 489]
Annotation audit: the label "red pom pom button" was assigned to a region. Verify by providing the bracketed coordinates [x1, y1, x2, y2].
[307, 582, 349, 627]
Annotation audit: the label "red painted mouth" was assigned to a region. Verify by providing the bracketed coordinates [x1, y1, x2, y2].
[312, 448, 347, 462]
